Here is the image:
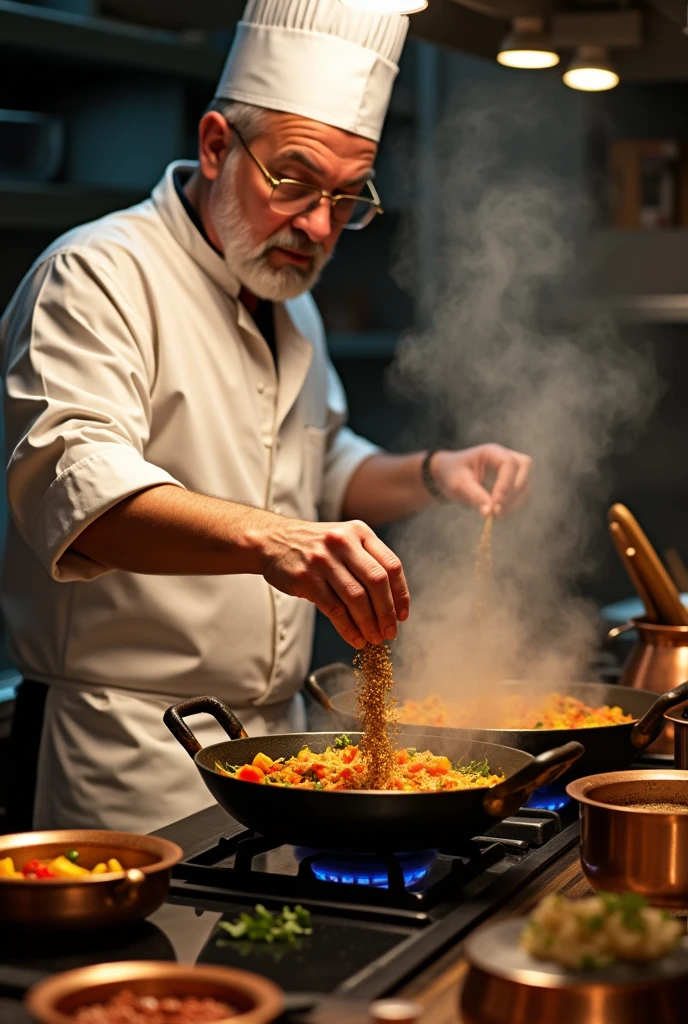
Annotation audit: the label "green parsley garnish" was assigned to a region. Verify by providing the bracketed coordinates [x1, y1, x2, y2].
[333, 734, 353, 749]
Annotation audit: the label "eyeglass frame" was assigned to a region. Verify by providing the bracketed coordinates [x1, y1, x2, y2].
[225, 122, 384, 231]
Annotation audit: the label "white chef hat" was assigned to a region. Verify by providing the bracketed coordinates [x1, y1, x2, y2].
[215, 0, 409, 143]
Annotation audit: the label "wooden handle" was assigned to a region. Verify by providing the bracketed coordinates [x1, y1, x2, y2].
[608, 521, 658, 622]
[608, 504, 688, 626]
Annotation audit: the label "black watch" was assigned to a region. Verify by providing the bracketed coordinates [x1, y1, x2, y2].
[421, 449, 449, 503]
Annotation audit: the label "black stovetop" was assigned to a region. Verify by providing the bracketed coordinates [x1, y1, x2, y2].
[0, 798, 581, 1024]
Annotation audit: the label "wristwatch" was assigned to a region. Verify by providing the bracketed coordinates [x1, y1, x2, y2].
[421, 449, 449, 503]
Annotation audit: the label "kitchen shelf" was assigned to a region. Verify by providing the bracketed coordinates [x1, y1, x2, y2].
[0, 181, 143, 230]
[327, 331, 399, 360]
[0, 0, 224, 80]
[586, 228, 688, 322]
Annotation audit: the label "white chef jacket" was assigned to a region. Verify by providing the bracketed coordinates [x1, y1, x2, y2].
[0, 161, 379, 831]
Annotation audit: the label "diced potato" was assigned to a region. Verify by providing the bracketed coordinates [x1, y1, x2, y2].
[107, 858, 124, 873]
[91, 862, 108, 874]
[48, 855, 90, 878]
[0, 856, 16, 878]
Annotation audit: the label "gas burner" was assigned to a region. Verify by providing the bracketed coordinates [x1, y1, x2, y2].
[525, 783, 571, 812]
[293, 848, 437, 889]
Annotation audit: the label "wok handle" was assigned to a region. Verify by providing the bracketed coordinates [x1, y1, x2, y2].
[483, 741, 584, 819]
[630, 679, 688, 750]
[163, 696, 248, 759]
[304, 662, 354, 712]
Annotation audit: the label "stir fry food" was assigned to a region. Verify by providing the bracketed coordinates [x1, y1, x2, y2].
[397, 692, 633, 731]
[521, 892, 682, 970]
[0, 848, 124, 880]
[215, 736, 506, 791]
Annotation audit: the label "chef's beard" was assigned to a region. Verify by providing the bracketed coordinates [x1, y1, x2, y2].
[210, 151, 331, 301]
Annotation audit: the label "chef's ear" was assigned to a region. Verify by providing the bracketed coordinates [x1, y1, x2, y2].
[198, 112, 233, 181]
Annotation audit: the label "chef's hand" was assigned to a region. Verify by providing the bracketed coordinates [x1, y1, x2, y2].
[259, 517, 410, 649]
[429, 444, 532, 517]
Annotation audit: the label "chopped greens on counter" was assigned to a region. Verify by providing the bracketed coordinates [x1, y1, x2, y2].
[216, 904, 312, 944]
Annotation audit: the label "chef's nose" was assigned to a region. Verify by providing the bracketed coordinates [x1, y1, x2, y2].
[292, 199, 333, 243]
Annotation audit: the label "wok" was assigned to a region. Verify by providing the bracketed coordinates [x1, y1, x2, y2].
[163, 695, 582, 852]
[305, 665, 688, 788]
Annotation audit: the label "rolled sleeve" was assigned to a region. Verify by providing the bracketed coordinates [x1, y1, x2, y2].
[2, 247, 184, 582]
[318, 360, 381, 522]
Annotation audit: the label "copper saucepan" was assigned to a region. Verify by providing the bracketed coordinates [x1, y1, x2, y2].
[665, 701, 688, 768]
[0, 830, 183, 930]
[567, 771, 688, 909]
[25, 961, 284, 1024]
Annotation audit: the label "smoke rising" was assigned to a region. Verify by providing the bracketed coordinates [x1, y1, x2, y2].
[387, 82, 659, 700]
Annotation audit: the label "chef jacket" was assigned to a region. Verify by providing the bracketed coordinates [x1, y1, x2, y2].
[0, 160, 379, 710]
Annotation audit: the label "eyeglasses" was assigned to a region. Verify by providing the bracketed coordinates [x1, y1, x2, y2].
[227, 123, 384, 231]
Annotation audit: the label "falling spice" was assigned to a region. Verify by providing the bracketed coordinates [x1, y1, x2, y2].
[474, 513, 493, 626]
[353, 642, 398, 790]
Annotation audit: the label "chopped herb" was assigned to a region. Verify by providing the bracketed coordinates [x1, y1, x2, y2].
[333, 734, 353, 749]
[65, 848, 79, 863]
[215, 761, 238, 774]
[406, 747, 417, 758]
[216, 904, 312, 944]
[533, 721, 544, 729]
[584, 914, 604, 933]
[455, 758, 492, 778]
[313, 780, 324, 790]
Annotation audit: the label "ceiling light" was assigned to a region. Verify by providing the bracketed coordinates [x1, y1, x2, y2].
[339, 0, 428, 12]
[563, 45, 619, 91]
[497, 17, 559, 70]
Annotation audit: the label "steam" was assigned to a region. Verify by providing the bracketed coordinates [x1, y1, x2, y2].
[387, 83, 659, 697]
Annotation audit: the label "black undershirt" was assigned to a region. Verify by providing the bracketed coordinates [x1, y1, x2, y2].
[172, 170, 278, 369]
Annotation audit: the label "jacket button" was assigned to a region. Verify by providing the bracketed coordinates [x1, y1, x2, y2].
[257, 382, 265, 393]
[279, 627, 287, 641]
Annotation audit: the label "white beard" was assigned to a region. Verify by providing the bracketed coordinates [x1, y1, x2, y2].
[209, 152, 331, 301]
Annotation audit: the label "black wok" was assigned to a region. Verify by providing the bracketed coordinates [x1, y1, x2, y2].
[305, 665, 688, 789]
[164, 696, 582, 852]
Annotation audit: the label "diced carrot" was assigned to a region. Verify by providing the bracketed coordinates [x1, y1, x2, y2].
[396, 750, 409, 765]
[236, 765, 265, 783]
[342, 746, 358, 764]
[339, 767, 353, 780]
[426, 757, 451, 776]
[407, 763, 424, 774]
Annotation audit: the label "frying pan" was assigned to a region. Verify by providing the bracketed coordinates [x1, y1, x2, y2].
[163, 696, 583, 852]
[305, 665, 688, 788]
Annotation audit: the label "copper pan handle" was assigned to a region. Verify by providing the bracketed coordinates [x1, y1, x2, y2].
[109, 868, 146, 909]
[163, 696, 248, 759]
[304, 663, 355, 712]
[608, 621, 636, 641]
[631, 680, 688, 750]
[483, 741, 584, 819]
[608, 521, 659, 623]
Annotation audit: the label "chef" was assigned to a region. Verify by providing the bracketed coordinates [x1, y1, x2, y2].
[1, 0, 532, 834]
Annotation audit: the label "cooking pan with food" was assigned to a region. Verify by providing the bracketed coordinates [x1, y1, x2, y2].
[163, 696, 582, 851]
[305, 666, 688, 788]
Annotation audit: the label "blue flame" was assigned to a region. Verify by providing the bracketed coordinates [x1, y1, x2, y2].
[296, 848, 437, 889]
[525, 784, 570, 812]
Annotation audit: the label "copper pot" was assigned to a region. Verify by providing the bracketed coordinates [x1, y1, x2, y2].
[567, 770, 688, 908]
[610, 620, 688, 754]
[0, 830, 183, 930]
[665, 702, 688, 768]
[24, 961, 284, 1024]
[461, 918, 688, 1024]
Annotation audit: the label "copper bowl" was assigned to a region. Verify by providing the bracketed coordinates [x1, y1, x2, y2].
[0, 830, 183, 930]
[24, 961, 284, 1024]
[461, 918, 688, 1024]
[567, 771, 688, 908]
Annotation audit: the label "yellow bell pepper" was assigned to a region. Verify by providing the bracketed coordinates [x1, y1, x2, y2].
[91, 862, 108, 874]
[107, 858, 124, 873]
[252, 752, 274, 772]
[0, 856, 16, 878]
[48, 855, 90, 879]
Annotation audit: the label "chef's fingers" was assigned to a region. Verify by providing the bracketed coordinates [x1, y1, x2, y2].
[361, 532, 410, 625]
[488, 455, 519, 518]
[325, 561, 387, 647]
[308, 577, 367, 650]
[455, 474, 494, 518]
[343, 547, 399, 642]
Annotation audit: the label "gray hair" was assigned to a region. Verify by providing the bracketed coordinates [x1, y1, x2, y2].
[205, 99, 269, 142]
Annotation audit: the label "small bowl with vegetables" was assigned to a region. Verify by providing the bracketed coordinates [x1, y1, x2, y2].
[0, 830, 183, 930]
